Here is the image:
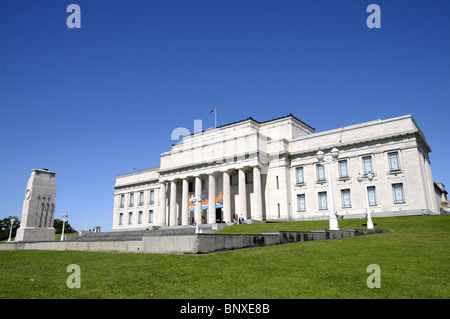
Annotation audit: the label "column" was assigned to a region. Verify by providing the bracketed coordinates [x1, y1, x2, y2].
[252, 166, 263, 221]
[169, 180, 177, 226]
[195, 176, 202, 224]
[223, 171, 231, 223]
[158, 182, 167, 226]
[238, 168, 247, 218]
[208, 174, 216, 224]
[181, 178, 189, 226]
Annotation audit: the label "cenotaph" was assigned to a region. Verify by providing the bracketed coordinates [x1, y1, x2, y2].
[15, 169, 56, 241]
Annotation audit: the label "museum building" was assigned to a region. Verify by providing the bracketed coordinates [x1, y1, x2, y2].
[112, 113, 441, 231]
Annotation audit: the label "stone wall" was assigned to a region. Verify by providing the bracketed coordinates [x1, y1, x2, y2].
[0, 228, 388, 254]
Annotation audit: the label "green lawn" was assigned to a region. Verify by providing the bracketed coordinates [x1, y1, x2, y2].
[0, 215, 449, 299]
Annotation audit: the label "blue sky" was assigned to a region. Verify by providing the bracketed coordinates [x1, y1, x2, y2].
[1, 0, 449, 232]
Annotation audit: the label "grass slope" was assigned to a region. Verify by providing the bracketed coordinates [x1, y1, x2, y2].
[0, 215, 448, 299]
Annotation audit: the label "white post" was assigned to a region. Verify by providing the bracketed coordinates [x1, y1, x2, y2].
[358, 173, 374, 229]
[7, 218, 15, 242]
[365, 186, 374, 229]
[191, 196, 201, 234]
[317, 149, 339, 231]
[61, 213, 68, 241]
[327, 161, 339, 230]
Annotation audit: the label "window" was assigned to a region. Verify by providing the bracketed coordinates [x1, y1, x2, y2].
[201, 179, 206, 191]
[188, 182, 194, 192]
[138, 211, 143, 224]
[338, 160, 349, 178]
[276, 176, 279, 189]
[388, 152, 401, 171]
[149, 210, 153, 223]
[317, 164, 326, 181]
[149, 190, 155, 205]
[129, 193, 134, 207]
[277, 203, 281, 218]
[341, 189, 351, 208]
[362, 156, 373, 174]
[120, 195, 125, 208]
[295, 167, 304, 184]
[318, 192, 328, 210]
[392, 183, 405, 204]
[119, 213, 123, 225]
[297, 194, 306, 211]
[367, 186, 377, 206]
[139, 192, 144, 206]
[128, 212, 133, 225]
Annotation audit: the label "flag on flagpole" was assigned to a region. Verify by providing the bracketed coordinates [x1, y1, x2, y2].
[210, 108, 217, 127]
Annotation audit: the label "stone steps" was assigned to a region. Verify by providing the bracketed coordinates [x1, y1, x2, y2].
[66, 224, 221, 242]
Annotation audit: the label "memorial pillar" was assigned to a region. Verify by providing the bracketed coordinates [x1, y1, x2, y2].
[15, 168, 56, 242]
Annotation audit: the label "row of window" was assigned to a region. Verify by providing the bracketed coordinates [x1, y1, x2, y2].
[295, 152, 401, 184]
[296, 183, 406, 211]
[119, 190, 155, 208]
[118, 210, 154, 225]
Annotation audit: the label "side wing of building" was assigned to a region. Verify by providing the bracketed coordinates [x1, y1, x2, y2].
[285, 115, 436, 220]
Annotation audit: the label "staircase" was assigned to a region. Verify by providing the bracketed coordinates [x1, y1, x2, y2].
[66, 223, 229, 242]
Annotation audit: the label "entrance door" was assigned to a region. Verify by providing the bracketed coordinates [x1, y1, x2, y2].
[216, 208, 222, 223]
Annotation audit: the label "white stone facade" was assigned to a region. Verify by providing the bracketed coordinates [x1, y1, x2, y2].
[112, 114, 438, 231]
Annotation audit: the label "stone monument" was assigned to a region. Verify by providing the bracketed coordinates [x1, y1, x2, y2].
[15, 169, 56, 241]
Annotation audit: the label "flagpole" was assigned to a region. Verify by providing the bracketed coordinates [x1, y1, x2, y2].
[210, 107, 217, 128]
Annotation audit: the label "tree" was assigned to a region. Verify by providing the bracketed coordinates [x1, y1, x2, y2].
[54, 218, 76, 234]
[0, 216, 20, 241]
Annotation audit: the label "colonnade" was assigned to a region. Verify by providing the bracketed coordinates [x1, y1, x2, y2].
[158, 166, 263, 226]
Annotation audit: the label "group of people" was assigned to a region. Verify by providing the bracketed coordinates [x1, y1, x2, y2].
[191, 213, 247, 227]
[227, 213, 246, 226]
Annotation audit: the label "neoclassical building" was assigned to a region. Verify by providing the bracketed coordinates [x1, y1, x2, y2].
[112, 113, 440, 230]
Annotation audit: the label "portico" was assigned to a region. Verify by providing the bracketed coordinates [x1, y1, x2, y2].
[157, 164, 265, 226]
